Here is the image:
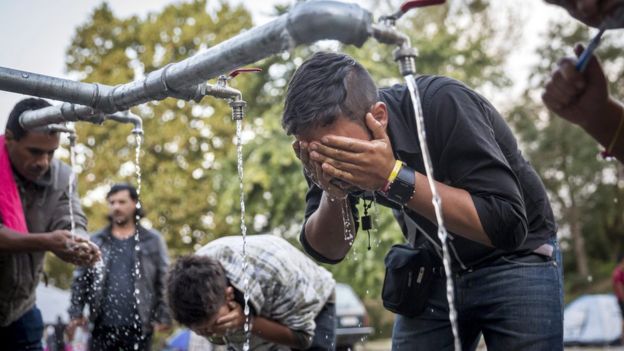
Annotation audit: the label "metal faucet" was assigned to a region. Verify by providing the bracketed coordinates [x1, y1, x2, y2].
[199, 68, 261, 121]
[373, 0, 445, 77]
[104, 111, 144, 135]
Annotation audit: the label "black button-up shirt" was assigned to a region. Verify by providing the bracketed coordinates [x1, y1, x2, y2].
[300, 75, 556, 270]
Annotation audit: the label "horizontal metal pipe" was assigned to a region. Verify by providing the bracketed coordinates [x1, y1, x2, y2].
[3, 0, 372, 125]
[20, 103, 143, 134]
[0, 68, 114, 110]
[108, 0, 372, 110]
[20, 103, 103, 129]
[41, 124, 75, 134]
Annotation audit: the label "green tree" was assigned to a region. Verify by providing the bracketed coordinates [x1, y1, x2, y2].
[507, 19, 624, 297]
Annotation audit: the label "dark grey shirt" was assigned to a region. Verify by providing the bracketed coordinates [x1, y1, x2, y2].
[100, 236, 137, 326]
[300, 76, 556, 270]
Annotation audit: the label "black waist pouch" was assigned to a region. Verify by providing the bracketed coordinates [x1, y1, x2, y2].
[382, 243, 435, 317]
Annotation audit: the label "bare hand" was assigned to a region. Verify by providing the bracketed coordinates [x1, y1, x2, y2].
[293, 140, 349, 199]
[66, 316, 87, 340]
[309, 113, 395, 192]
[49, 230, 101, 266]
[542, 44, 610, 129]
[213, 300, 246, 335]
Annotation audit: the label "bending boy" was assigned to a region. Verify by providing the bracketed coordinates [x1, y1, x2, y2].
[166, 234, 336, 350]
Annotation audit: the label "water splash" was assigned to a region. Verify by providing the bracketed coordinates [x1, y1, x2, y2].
[404, 74, 460, 350]
[235, 120, 252, 351]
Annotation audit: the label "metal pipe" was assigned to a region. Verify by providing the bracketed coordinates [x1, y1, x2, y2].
[19, 103, 104, 128]
[20, 102, 142, 134]
[2, 0, 372, 126]
[0, 68, 114, 110]
[40, 124, 75, 134]
[371, 23, 410, 47]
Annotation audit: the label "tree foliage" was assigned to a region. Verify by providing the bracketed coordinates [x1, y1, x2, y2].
[507, 19, 624, 297]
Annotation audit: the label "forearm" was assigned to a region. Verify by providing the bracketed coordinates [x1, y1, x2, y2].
[251, 316, 305, 349]
[406, 172, 492, 246]
[581, 98, 624, 162]
[0, 226, 50, 252]
[304, 193, 356, 261]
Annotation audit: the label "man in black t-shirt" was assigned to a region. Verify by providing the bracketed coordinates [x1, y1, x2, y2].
[67, 184, 171, 351]
[282, 52, 562, 350]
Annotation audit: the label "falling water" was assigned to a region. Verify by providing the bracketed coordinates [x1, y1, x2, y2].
[371, 193, 381, 248]
[404, 74, 461, 351]
[340, 199, 354, 245]
[68, 133, 77, 240]
[132, 133, 144, 349]
[135, 134, 143, 196]
[235, 120, 252, 351]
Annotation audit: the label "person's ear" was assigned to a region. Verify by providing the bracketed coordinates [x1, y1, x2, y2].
[5, 129, 15, 143]
[370, 102, 388, 129]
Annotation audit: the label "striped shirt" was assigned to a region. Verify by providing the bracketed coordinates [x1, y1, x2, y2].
[196, 234, 335, 350]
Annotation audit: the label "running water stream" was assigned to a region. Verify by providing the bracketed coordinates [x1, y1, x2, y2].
[235, 120, 252, 351]
[404, 74, 461, 351]
[132, 133, 144, 349]
[68, 133, 77, 240]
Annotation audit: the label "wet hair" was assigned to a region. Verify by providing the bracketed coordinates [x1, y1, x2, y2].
[166, 255, 228, 327]
[6, 98, 53, 140]
[282, 51, 379, 135]
[106, 183, 145, 218]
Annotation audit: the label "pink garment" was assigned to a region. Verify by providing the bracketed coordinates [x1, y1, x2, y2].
[612, 266, 624, 301]
[0, 135, 28, 234]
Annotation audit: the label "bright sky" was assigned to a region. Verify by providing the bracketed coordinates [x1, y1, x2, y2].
[0, 0, 565, 132]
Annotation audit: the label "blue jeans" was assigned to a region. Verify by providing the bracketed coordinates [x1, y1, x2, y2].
[0, 306, 44, 351]
[305, 300, 337, 350]
[392, 242, 563, 351]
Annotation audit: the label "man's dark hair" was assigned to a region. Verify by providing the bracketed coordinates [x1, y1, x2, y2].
[106, 183, 145, 218]
[6, 98, 52, 140]
[166, 255, 228, 326]
[282, 51, 379, 135]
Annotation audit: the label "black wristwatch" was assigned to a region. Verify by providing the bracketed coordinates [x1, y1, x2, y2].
[383, 162, 416, 205]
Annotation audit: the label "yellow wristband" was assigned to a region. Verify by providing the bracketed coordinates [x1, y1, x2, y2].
[606, 107, 624, 155]
[387, 160, 403, 183]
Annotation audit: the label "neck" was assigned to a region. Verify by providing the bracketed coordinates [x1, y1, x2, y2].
[111, 222, 136, 239]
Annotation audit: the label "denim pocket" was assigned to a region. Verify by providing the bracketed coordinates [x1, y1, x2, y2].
[501, 254, 555, 267]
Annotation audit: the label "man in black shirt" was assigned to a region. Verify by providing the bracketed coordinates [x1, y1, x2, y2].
[67, 184, 171, 350]
[282, 52, 562, 350]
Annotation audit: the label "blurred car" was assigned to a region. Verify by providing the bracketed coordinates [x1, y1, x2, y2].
[564, 294, 621, 346]
[335, 283, 374, 350]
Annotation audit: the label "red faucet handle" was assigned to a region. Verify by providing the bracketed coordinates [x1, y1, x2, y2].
[229, 67, 262, 78]
[400, 0, 445, 13]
